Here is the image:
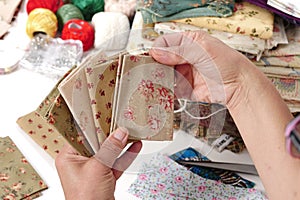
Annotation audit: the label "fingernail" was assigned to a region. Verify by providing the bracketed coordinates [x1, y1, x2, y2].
[113, 127, 128, 144]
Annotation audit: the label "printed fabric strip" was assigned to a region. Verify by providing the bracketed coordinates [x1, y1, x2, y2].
[137, 0, 235, 24]
[169, 148, 255, 188]
[172, 2, 274, 39]
[128, 153, 268, 199]
[0, 136, 48, 200]
[113, 54, 174, 141]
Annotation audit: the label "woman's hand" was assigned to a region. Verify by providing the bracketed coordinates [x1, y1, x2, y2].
[149, 30, 260, 109]
[150, 31, 298, 200]
[55, 127, 142, 200]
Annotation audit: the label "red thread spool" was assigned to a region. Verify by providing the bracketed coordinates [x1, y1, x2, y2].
[61, 19, 95, 51]
[26, 0, 64, 14]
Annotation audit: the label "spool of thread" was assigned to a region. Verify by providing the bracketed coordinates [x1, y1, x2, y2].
[71, 0, 104, 21]
[26, 8, 58, 38]
[26, 0, 64, 14]
[61, 19, 95, 51]
[92, 12, 130, 51]
[56, 4, 84, 31]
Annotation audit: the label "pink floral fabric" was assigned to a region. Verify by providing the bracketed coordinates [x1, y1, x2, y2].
[128, 153, 268, 199]
[113, 54, 174, 141]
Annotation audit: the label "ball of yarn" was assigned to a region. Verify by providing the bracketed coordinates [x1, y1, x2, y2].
[61, 19, 95, 51]
[92, 12, 130, 51]
[26, 8, 58, 38]
[56, 4, 84, 31]
[71, 0, 104, 21]
[26, 0, 64, 14]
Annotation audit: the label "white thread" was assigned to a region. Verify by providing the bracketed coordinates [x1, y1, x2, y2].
[174, 98, 227, 119]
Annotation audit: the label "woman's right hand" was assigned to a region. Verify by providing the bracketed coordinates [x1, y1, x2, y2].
[150, 31, 299, 200]
[149, 31, 263, 109]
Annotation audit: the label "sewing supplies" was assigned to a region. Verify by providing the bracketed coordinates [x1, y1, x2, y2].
[61, 19, 95, 51]
[26, 8, 58, 38]
[56, 4, 84, 31]
[71, 0, 104, 21]
[26, 0, 64, 14]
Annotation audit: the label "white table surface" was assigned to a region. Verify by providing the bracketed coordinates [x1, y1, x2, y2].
[0, 1, 265, 199]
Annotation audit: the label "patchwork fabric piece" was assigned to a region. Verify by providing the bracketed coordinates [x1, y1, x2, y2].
[0, 136, 48, 199]
[137, 0, 235, 24]
[113, 54, 174, 141]
[264, 25, 300, 57]
[154, 21, 266, 56]
[268, 76, 300, 102]
[169, 147, 210, 162]
[17, 111, 66, 159]
[264, 16, 288, 50]
[189, 166, 255, 188]
[254, 55, 300, 68]
[85, 57, 119, 141]
[128, 153, 268, 199]
[256, 66, 300, 113]
[173, 2, 274, 39]
[36, 73, 93, 156]
[18, 68, 93, 158]
[58, 51, 108, 152]
[255, 24, 300, 68]
[169, 148, 255, 188]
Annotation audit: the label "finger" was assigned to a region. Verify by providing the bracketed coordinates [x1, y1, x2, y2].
[174, 64, 194, 99]
[112, 141, 142, 179]
[149, 31, 209, 66]
[55, 143, 88, 171]
[59, 142, 80, 155]
[151, 31, 227, 103]
[93, 127, 129, 168]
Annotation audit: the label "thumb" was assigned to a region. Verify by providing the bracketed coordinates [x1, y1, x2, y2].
[94, 127, 129, 168]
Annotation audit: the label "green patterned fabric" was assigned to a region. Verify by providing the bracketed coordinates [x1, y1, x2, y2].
[0, 136, 48, 199]
[137, 0, 235, 24]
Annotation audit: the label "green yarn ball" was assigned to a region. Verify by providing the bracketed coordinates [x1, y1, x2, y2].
[56, 4, 85, 31]
[71, 0, 104, 21]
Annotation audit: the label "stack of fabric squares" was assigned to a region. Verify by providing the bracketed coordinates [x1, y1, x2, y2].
[128, 0, 300, 115]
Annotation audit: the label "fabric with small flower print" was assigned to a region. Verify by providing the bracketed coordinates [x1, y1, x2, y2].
[85, 56, 120, 141]
[58, 50, 108, 152]
[112, 54, 174, 141]
[35, 69, 93, 157]
[17, 67, 93, 158]
[263, 24, 300, 57]
[128, 153, 268, 199]
[253, 24, 300, 68]
[254, 65, 300, 112]
[254, 55, 300, 67]
[0, 136, 48, 200]
[17, 111, 66, 159]
[154, 21, 266, 56]
[173, 2, 274, 39]
[137, 0, 235, 24]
